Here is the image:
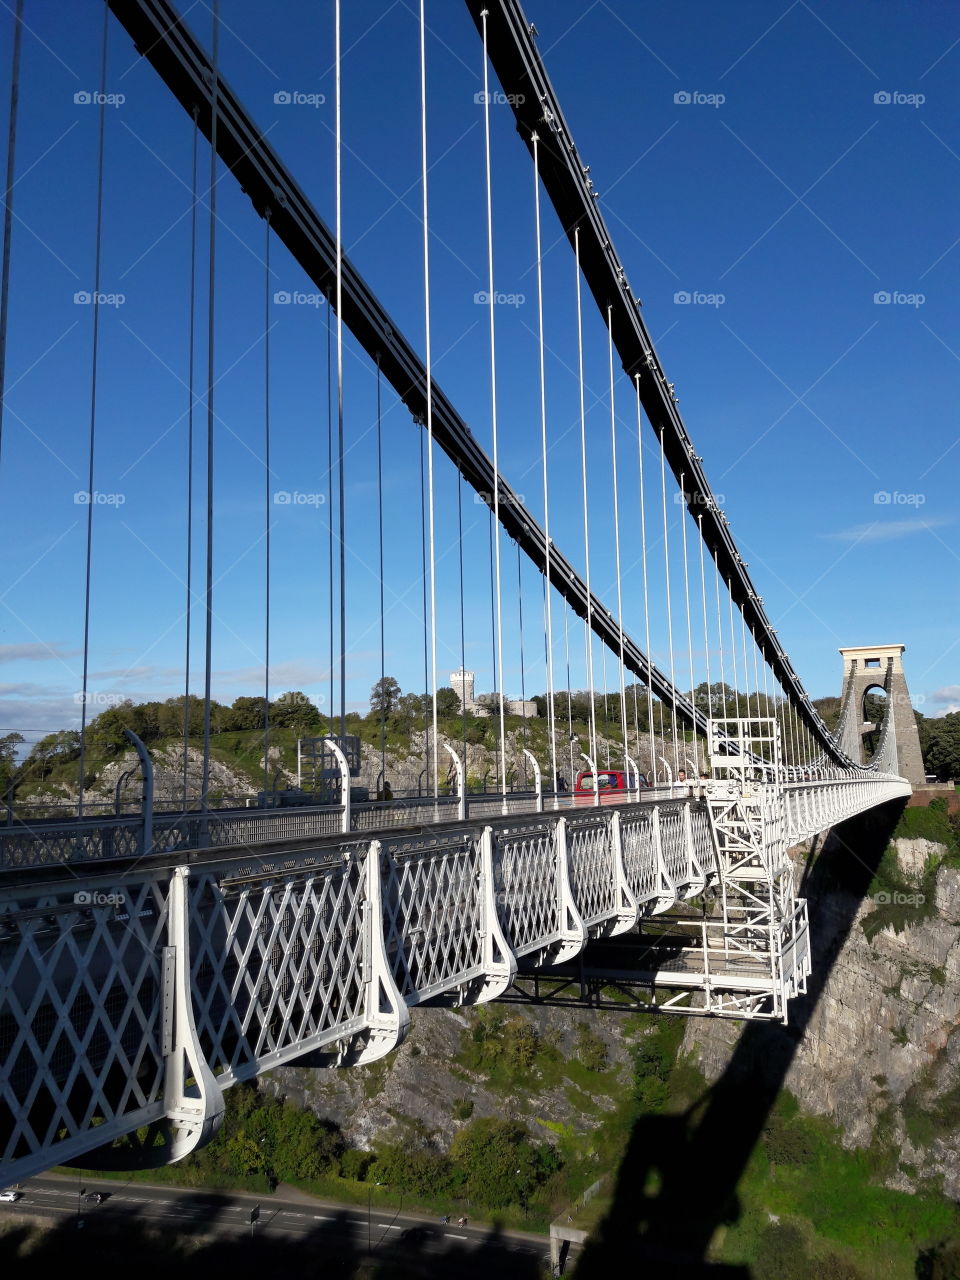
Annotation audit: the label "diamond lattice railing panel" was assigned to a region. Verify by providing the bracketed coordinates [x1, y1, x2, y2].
[0, 819, 144, 869]
[381, 831, 485, 1001]
[493, 822, 560, 956]
[351, 800, 459, 832]
[566, 815, 616, 926]
[206, 808, 344, 848]
[619, 809, 659, 903]
[689, 805, 715, 878]
[189, 854, 368, 1083]
[0, 874, 169, 1168]
[659, 806, 689, 886]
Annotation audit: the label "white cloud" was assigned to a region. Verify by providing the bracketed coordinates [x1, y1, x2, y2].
[824, 518, 952, 543]
[927, 685, 960, 718]
[0, 642, 80, 663]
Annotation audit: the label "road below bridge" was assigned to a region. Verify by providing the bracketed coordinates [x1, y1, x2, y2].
[0, 1174, 555, 1276]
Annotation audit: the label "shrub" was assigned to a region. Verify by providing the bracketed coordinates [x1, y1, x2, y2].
[371, 1142, 453, 1198]
[449, 1117, 560, 1209]
[762, 1112, 816, 1166]
[339, 1148, 375, 1181]
[575, 1022, 609, 1072]
[753, 1223, 811, 1280]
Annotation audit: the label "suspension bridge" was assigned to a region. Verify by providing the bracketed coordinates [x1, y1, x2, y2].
[0, 0, 924, 1184]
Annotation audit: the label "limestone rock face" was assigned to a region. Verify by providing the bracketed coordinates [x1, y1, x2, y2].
[893, 836, 943, 880]
[683, 844, 960, 1195]
[268, 1002, 633, 1153]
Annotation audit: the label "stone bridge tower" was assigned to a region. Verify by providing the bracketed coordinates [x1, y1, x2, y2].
[838, 644, 925, 786]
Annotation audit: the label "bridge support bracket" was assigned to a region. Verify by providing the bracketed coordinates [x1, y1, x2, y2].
[352, 840, 410, 1063]
[162, 866, 225, 1162]
[552, 816, 587, 964]
[650, 805, 678, 915]
[475, 825, 518, 1002]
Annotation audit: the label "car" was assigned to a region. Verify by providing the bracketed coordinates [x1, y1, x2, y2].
[0, 1190, 21, 1202]
[573, 769, 644, 803]
[83, 1192, 104, 1204]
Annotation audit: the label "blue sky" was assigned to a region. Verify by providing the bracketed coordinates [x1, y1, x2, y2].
[0, 0, 958, 748]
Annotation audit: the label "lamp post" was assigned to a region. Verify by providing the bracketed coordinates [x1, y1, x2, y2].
[367, 1181, 384, 1254]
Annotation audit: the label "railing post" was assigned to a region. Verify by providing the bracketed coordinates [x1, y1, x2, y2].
[625, 754, 640, 800]
[441, 741, 466, 821]
[580, 751, 600, 807]
[123, 728, 154, 858]
[522, 748, 542, 813]
[322, 737, 351, 834]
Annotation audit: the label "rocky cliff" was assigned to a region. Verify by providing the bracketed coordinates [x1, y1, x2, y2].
[682, 823, 960, 1197]
[267, 1000, 637, 1157]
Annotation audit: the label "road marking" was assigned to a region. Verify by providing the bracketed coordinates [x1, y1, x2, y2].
[313, 1214, 333, 1220]
[448, 1233, 468, 1239]
[348, 1219, 367, 1226]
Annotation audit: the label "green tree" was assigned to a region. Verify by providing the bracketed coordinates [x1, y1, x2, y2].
[25, 729, 81, 779]
[87, 704, 136, 755]
[924, 712, 960, 781]
[272, 691, 323, 731]
[369, 676, 401, 717]
[0, 732, 24, 795]
[390, 691, 428, 733]
[371, 1142, 452, 1197]
[435, 686, 459, 718]
[449, 1118, 559, 1209]
[230, 696, 266, 731]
